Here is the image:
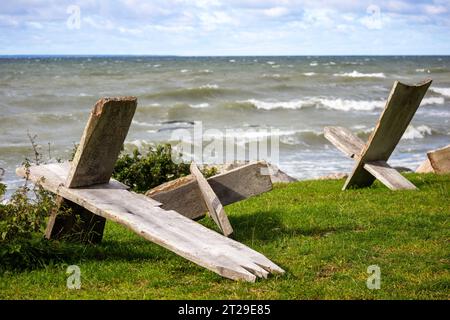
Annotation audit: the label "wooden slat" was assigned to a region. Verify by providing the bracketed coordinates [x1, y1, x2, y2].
[344, 79, 432, 189]
[427, 144, 450, 174]
[416, 158, 434, 173]
[16, 163, 284, 282]
[190, 162, 233, 236]
[146, 162, 273, 220]
[324, 126, 365, 158]
[364, 161, 417, 190]
[66, 97, 137, 188]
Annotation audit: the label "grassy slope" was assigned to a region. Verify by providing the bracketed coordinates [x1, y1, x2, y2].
[0, 173, 449, 299]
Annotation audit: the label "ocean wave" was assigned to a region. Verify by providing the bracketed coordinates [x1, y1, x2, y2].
[191, 103, 210, 108]
[421, 97, 445, 105]
[144, 85, 227, 100]
[429, 87, 450, 98]
[302, 72, 316, 76]
[203, 128, 297, 141]
[261, 73, 290, 80]
[402, 125, 433, 140]
[240, 94, 443, 112]
[333, 71, 386, 78]
[241, 98, 384, 111]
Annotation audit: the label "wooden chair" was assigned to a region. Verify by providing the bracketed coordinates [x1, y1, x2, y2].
[324, 79, 432, 190]
[16, 97, 283, 282]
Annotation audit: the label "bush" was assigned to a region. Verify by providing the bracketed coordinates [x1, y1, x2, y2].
[112, 143, 217, 193]
[0, 181, 65, 270]
[112, 144, 190, 193]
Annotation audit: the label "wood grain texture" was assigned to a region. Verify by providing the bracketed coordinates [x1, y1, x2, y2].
[16, 163, 284, 282]
[344, 79, 431, 190]
[190, 162, 233, 236]
[364, 161, 417, 190]
[427, 144, 450, 174]
[66, 97, 137, 188]
[147, 162, 273, 220]
[415, 158, 434, 173]
[324, 126, 365, 158]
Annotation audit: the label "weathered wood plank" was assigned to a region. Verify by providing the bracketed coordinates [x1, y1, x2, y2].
[364, 161, 417, 190]
[324, 126, 365, 158]
[344, 79, 431, 189]
[416, 158, 434, 173]
[146, 162, 273, 220]
[190, 162, 233, 236]
[67, 97, 137, 188]
[46, 97, 136, 243]
[427, 144, 450, 174]
[16, 163, 284, 282]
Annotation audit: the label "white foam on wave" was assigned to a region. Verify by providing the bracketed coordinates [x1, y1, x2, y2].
[402, 125, 433, 140]
[180, 69, 189, 73]
[333, 70, 386, 78]
[203, 128, 299, 146]
[422, 97, 445, 105]
[302, 72, 316, 76]
[244, 99, 307, 110]
[199, 84, 219, 89]
[244, 95, 444, 112]
[191, 103, 210, 108]
[430, 87, 450, 97]
[310, 62, 318, 66]
[243, 98, 385, 111]
[132, 120, 156, 127]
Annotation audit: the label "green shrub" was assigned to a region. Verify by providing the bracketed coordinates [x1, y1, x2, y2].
[112, 143, 218, 193]
[112, 144, 190, 193]
[0, 181, 64, 270]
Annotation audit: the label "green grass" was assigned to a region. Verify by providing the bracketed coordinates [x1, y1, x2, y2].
[0, 173, 449, 299]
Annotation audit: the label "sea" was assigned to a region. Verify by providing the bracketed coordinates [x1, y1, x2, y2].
[0, 56, 449, 196]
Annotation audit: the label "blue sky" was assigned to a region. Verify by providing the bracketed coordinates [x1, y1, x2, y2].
[1, 0, 449, 55]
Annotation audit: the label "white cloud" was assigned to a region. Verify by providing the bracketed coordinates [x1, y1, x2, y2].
[424, 5, 447, 15]
[26, 21, 43, 29]
[263, 7, 289, 17]
[0, 15, 19, 27]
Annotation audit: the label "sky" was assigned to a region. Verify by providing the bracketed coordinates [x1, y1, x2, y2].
[0, 0, 449, 55]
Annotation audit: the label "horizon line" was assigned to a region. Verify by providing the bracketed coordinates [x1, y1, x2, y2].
[1, 54, 450, 58]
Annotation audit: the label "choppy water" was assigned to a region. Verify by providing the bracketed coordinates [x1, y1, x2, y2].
[1, 56, 449, 194]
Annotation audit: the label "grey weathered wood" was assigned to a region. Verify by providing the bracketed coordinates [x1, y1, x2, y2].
[343, 79, 431, 190]
[16, 163, 284, 282]
[190, 162, 233, 236]
[324, 126, 365, 159]
[45, 97, 136, 243]
[363, 161, 417, 190]
[67, 97, 137, 188]
[427, 144, 450, 174]
[416, 158, 434, 173]
[146, 162, 273, 220]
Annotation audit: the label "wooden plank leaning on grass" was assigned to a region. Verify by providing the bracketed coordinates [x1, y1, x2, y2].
[15, 97, 283, 282]
[190, 162, 233, 236]
[46, 97, 137, 243]
[324, 79, 432, 190]
[416, 145, 450, 174]
[146, 161, 273, 220]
